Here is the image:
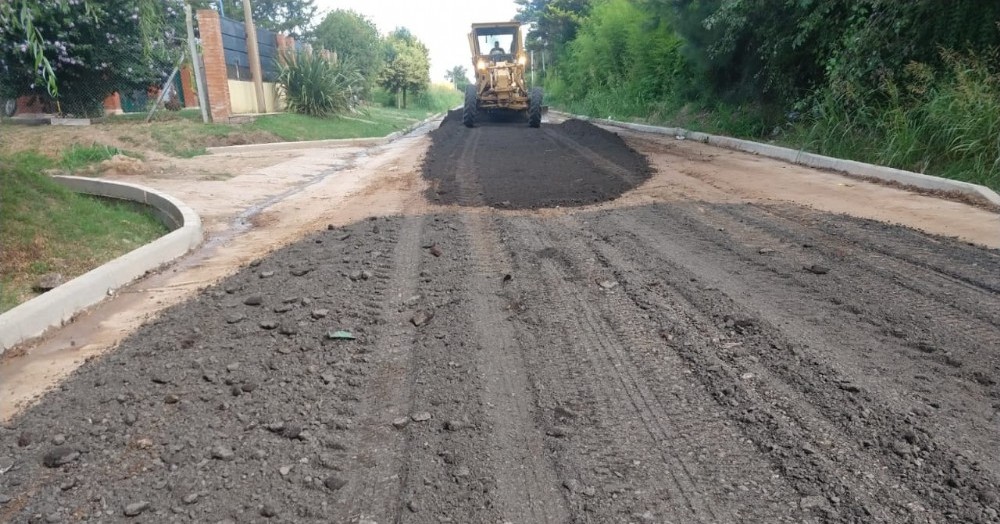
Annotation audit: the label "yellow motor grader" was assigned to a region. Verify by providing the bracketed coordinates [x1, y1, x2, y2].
[464, 22, 542, 128]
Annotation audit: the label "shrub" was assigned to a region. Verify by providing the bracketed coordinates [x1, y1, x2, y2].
[276, 50, 364, 117]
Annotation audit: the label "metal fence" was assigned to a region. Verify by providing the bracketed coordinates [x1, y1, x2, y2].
[220, 16, 279, 83]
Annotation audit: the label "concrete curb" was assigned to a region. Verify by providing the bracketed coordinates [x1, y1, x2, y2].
[205, 112, 445, 154]
[556, 111, 1000, 207]
[0, 177, 204, 354]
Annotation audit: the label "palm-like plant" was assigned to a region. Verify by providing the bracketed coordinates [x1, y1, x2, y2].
[276, 50, 364, 117]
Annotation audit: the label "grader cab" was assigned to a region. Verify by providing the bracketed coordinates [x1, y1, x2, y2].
[464, 22, 542, 128]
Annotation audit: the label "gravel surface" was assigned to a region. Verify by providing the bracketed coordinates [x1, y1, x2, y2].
[3, 116, 1000, 523]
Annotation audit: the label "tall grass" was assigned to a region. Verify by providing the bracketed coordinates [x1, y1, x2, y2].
[371, 84, 461, 112]
[799, 51, 1000, 189]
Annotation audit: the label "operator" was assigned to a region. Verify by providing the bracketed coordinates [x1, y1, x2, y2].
[489, 41, 506, 60]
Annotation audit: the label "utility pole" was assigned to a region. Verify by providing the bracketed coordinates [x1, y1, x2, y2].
[530, 50, 535, 86]
[185, 3, 210, 123]
[242, 0, 267, 113]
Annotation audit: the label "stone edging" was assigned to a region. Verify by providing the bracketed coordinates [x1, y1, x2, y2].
[557, 111, 1000, 207]
[0, 177, 204, 354]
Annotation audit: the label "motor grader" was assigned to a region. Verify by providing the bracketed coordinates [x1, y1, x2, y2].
[464, 22, 542, 128]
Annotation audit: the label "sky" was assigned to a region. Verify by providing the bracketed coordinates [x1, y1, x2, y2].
[313, 0, 522, 83]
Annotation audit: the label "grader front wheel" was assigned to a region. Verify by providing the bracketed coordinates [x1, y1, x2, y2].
[528, 87, 543, 128]
[463, 84, 477, 128]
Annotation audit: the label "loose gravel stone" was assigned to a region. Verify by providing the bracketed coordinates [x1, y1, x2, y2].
[42, 446, 79, 468]
[123, 501, 150, 517]
[546, 426, 572, 438]
[210, 445, 235, 461]
[244, 295, 264, 306]
[324, 476, 348, 491]
[804, 264, 830, 275]
[411, 310, 434, 327]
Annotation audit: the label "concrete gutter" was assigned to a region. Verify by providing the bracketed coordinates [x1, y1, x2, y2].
[0, 177, 203, 354]
[205, 111, 445, 154]
[558, 112, 1000, 208]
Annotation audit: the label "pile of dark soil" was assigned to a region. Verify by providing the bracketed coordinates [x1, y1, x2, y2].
[422, 110, 652, 209]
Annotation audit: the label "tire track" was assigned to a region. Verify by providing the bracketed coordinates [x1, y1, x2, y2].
[502, 215, 804, 522]
[640, 202, 1000, 470]
[713, 203, 1000, 330]
[344, 215, 425, 524]
[458, 211, 570, 523]
[447, 123, 569, 523]
[598, 205, 1000, 521]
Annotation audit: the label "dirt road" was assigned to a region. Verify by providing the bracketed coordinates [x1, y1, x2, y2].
[2, 112, 999, 523]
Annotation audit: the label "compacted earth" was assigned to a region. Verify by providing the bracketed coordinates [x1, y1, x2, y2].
[2, 112, 1000, 523]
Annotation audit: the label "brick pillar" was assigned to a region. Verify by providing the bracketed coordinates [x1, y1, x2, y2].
[179, 65, 198, 108]
[276, 34, 295, 60]
[103, 92, 122, 114]
[196, 9, 231, 122]
[16, 95, 46, 114]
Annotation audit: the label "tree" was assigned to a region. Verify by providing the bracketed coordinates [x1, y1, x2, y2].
[515, 0, 591, 59]
[312, 9, 383, 94]
[0, 0, 95, 96]
[378, 28, 430, 108]
[444, 65, 470, 91]
[215, 0, 316, 38]
[648, 0, 1000, 107]
[0, 0, 184, 115]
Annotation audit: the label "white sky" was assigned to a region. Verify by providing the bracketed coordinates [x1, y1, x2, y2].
[313, 0, 522, 83]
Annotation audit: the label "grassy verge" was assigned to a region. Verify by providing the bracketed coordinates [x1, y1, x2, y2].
[545, 53, 1000, 191]
[109, 100, 450, 157]
[551, 93, 1000, 191]
[371, 83, 464, 114]
[2, 96, 457, 162]
[0, 152, 169, 313]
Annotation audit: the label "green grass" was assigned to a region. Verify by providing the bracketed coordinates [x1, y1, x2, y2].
[129, 102, 448, 157]
[0, 151, 169, 313]
[371, 83, 464, 113]
[58, 143, 144, 170]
